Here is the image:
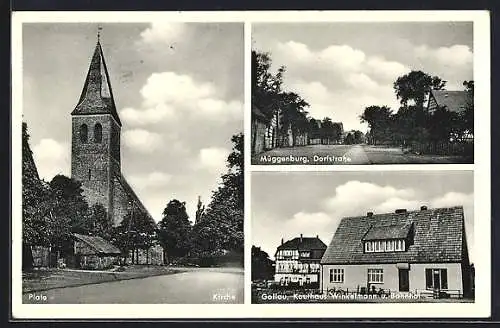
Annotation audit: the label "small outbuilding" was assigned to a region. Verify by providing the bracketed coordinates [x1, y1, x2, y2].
[72, 233, 122, 270]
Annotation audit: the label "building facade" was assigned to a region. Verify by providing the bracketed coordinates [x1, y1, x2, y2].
[71, 39, 152, 227]
[320, 206, 472, 298]
[274, 235, 327, 287]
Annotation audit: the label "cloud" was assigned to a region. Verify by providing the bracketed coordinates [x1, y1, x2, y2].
[32, 138, 70, 181]
[128, 171, 173, 190]
[120, 72, 242, 126]
[120, 104, 174, 126]
[277, 42, 366, 71]
[415, 44, 473, 67]
[323, 181, 416, 217]
[139, 22, 186, 45]
[122, 129, 162, 152]
[270, 41, 409, 131]
[197, 147, 229, 174]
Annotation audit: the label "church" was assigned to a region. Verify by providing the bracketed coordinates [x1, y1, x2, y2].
[71, 37, 151, 227]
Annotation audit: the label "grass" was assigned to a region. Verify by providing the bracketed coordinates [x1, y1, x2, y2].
[22, 265, 186, 293]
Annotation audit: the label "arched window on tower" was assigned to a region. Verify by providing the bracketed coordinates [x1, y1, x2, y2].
[80, 124, 88, 143]
[94, 123, 102, 143]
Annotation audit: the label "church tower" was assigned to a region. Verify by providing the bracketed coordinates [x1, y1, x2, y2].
[71, 35, 122, 216]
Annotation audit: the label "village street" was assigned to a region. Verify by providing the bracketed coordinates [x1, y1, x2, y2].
[252, 144, 471, 165]
[23, 268, 244, 304]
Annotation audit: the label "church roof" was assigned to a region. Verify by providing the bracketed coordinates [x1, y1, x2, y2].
[72, 41, 122, 126]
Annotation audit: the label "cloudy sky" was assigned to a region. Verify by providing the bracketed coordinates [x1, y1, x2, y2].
[252, 171, 475, 262]
[252, 22, 473, 132]
[23, 22, 243, 222]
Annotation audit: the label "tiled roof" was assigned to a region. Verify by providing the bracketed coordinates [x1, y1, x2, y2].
[72, 41, 122, 126]
[114, 173, 153, 221]
[73, 233, 121, 255]
[321, 206, 466, 265]
[277, 236, 327, 252]
[430, 90, 471, 113]
[362, 223, 412, 241]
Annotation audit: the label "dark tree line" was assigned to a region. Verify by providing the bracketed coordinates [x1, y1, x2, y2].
[156, 133, 244, 266]
[253, 51, 351, 146]
[251, 246, 274, 281]
[360, 70, 473, 148]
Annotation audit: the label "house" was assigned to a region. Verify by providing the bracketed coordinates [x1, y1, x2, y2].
[274, 234, 327, 287]
[251, 105, 269, 155]
[320, 206, 472, 298]
[427, 90, 473, 143]
[71, 233, 122, 270]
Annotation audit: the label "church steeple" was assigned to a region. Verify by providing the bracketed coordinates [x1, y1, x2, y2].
[72, 35, 122, 126]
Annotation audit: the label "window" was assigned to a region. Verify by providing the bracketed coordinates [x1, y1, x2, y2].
[425, 268, 448, 290]
[368, 269, 384, 283]
[80, 124, 88, 143]
[94, 123, 102, 143]
[88, 169, 91, 181]
[329, 268, 344, 283]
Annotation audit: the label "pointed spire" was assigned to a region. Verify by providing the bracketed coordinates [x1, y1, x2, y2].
[97, 25, 102, 43]
[72, 32, 121, 126]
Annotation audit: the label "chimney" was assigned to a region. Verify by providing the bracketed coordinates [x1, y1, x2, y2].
[420, 205, 428, 211]
[300, 234, 303, 243]
[395, 209, 407, 214]
[316, 235, 319, 239]
[281, 238, 284, 245]
[367, 212, 373, 217]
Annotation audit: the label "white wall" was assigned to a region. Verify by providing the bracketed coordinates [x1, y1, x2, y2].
[321, 263, 463, 294]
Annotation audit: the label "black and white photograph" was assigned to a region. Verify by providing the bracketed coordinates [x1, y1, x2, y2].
[19, 22, 244, 304]
[251, 171, 475, 303]
[251, 22, 474, 165]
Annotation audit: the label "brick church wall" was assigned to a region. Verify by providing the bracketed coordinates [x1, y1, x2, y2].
[112, 176, 132, 227]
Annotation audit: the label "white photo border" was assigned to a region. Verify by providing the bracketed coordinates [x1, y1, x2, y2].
[11, 10, 490, 319]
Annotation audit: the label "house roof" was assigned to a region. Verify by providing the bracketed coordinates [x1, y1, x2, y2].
[252, 105, 269, 122]
[73, 233, 121, 255]
[72, 41, 122, 126]
[430, 90, 471, 113]
[277, 236, 327, 252]
[362, 222, 413, 241]
[321, 206, 466, 265]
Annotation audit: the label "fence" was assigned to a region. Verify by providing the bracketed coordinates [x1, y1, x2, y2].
[409, 141, 474, 156]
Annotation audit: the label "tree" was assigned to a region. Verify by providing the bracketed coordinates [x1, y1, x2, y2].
[157, 199, 193, 263]
[252, 50, 285, 120]
[195, 196, 205, 224]
[359, 106, 393, 145]
[353, 130, 363, 144]
[112, 207, 157, 264]
[48, 174, 89, 256]
[278, 92, 310, 146]
[251, 246, 274, 281]
[393, 70, 446, 109]
[344, 132, 354, 145]
[461, 80, 474, 138]
[22, 122, 52, 269]
[308, 118, 321, 141]
[191, 133, 244, 260]
[82, 203, 112, 240]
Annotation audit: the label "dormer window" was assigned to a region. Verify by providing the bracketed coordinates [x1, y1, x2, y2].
[362, 223, 413, 253]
